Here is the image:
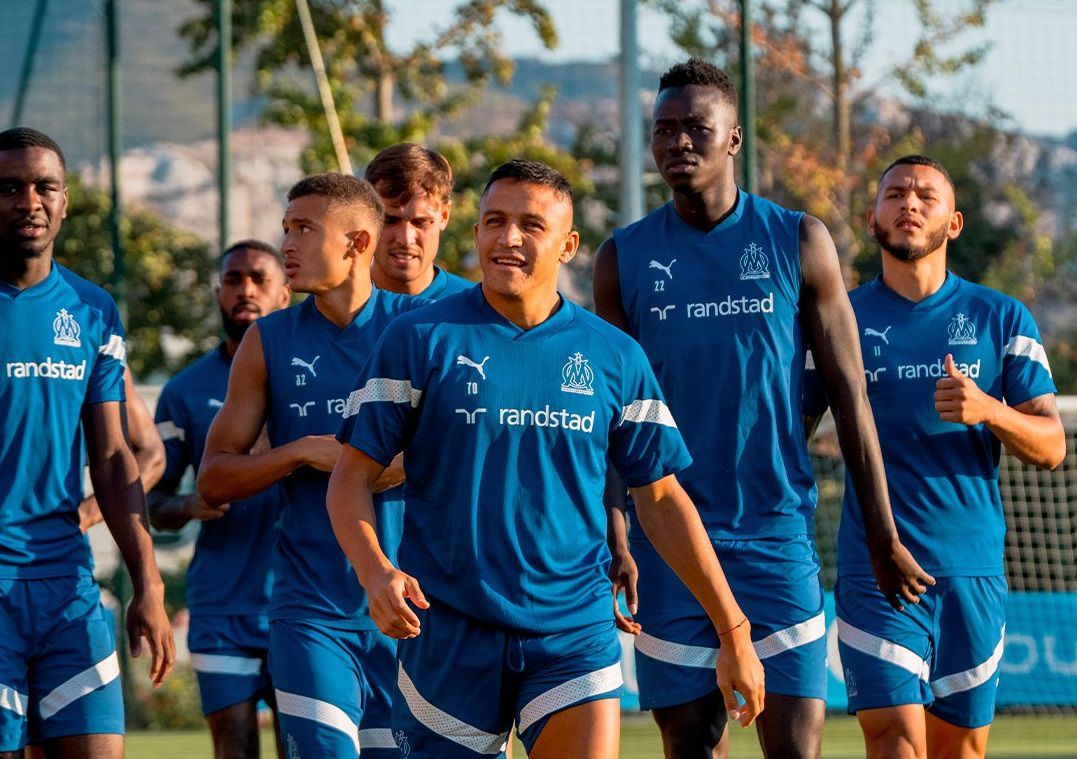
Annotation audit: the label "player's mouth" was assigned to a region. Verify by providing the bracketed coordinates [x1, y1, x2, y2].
[12, 219, 47, 239]
[490, 255, 526, 269]
[894, 216, 922, 231]
[230, 303, 262, 321]
[665, 158, 698, 175]
[283, 260, 300, 277]
[387, 250, 421, 266]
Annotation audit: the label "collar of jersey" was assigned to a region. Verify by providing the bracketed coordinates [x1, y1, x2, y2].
[869, 270, 961, 312]
[665, 186, 748, 237]
[0, 260, 64, 301]
[468, 283, 575, 340]
[301, 288, 380, 335]
[419, 267, 446, 299]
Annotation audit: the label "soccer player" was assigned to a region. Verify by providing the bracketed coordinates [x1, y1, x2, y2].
[804, 155, 1065, 759]
[365, 143, 472, 298]
[198, 174, 426, 757]
[0, 127, 173, 758]
[149, 240, 290, 758]
[592, 59, 930, 758]
[327, 159, 765, 759]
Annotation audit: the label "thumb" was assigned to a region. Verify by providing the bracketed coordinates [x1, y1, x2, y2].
[625, 579, 639, 617]
[716, 671, 741, 722]
[404, 576, 430, 609]
[944, 353, 962, 379]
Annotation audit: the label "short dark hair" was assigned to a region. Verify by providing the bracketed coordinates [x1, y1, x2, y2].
[287, 173, 385, 230]
[220, 239, 282, 269]
[0, 127, 67, 171]
[481, 159, 573, 202]
[879, 155, 955, 193]
[365, 144, 453, 207]
[658, 58, 738, 110]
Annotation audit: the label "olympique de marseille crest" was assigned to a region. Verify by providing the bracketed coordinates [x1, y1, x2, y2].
[53, 308, 82, 348]
[561, 352, 595, 396]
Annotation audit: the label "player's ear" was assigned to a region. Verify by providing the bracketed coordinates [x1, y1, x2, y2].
[948, 210, 964, 240]
[61, 185, 69, 219]
[438, 199, 452, 230]
[866, 208, 876, 236]
[345, 229, 372, 259]
[559, 229, 581, 264]
[727, 124, 743, 157]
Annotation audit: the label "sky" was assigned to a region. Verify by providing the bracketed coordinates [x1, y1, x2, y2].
[386, 0, 1077, 138]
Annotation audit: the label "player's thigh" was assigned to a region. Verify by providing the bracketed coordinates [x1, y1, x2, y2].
[268, 620, 370, 758]
[925, 711, 990, 759]
[651, 691, 730, 759]
[527, 697, 619, 759]
[0, 578, 32, 753]
[393, 604, 514, 759]
[927, 576, 1006, 732]
[754, 693, 825, 759]
[857, 705, 927, 759]
[836, 575, 933, 714]
[38, 733, 122, 759]
[513, 620, 622, 754]
[205, 700, 261, 759]
[28, 577, 123, 746]
[188, 613, 271, 718]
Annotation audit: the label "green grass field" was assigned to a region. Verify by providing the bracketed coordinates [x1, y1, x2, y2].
[124, 714, 1077, 758]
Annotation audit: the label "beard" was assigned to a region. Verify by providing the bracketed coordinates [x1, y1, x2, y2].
[220, 307, 255, 342]
[873, 221, 951, 262]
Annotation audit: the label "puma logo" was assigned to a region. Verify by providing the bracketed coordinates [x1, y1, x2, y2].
[864, 326, 892, 345]
[290, 355, 321, 377]
[456, 355, 490, 380]
[649, 259, 677, 280]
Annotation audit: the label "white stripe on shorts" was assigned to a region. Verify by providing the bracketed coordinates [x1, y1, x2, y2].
[930, 626, 1006, 699]
[634, 632, 717, 669]
[275, 689, 360, 756]
[397, 664, 508, 755]
[837, 618, 930, 680]
[190, 652, 263, 676]
[39, 652, 120, 720]
[754, 613, 827, 660]
[517, 662, 623, 733]
[0, 683, 28, 717]
[359, 728, 397, 749]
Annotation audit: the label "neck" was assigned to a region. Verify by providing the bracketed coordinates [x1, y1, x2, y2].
[880, 248, 948, 302]
[481, 284, 561, 330]
[671, 176, 739, 232]
[0, 249, 53, 290]
[314, 274, 374, 328]
[224, 338, 241, 358]
[371, 260, 435, 296]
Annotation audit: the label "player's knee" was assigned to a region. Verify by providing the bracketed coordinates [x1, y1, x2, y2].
[859, 715, 925, 759]
[652, 699, 727, 759]
[207, 702, 260, 759]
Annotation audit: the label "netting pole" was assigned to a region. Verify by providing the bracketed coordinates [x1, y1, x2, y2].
[619, 0, 643, 224]
[11, 0, 48, 128]
[216, 0, 232, 250]
[739, 0, 758, 194]
[106, 0, 126, 323]
[294, 0, 352, 175]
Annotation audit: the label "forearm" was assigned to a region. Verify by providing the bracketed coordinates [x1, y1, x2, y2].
[371, 452, 405, 494]
[634, 484, 744, 631]
[986, 402, 1066, 469]
[91, 454, 164, 594]
[327, 475, 393, 585]
[198, 443, 307, 506]
[133, 438, 166, 492]
[604, 466, 629, 554]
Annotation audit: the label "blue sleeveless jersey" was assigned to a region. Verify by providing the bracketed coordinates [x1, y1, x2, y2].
[804, 274, 1057, 577]
[613, 191, 816, 539]
[0, 264, 126, 577]
[155, 345, 280, 615]
[342, 285, 692, 634]
[418, 266, 473, 299]
[259, 291, 428, 629]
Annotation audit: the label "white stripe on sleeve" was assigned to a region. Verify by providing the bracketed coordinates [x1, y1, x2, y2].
[342, 378, 422, 419]
[1004, 335, 1052, 378]
[620, 399, 677, 428]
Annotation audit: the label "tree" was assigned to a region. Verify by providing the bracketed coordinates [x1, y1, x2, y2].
[56, 176, 217, 379]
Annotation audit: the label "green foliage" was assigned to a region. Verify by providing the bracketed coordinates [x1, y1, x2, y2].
[55, 177, 217, 380]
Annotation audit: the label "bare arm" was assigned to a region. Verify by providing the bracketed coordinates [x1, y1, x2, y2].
[327, 445, 428, 639]
[198, 324, 340, 506]
[632, 474, 765, 726]
[799, 215, 933, 609]
[79, 368, 166, 532]
[83, 402, 174, 687]
[934, 355, 1065, 469]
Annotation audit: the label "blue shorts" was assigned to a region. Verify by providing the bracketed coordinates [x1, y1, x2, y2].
[269, 619, 397, 757]
[836, 574, 1006, 728]
[188, 612, 272, 716]
[392, 603, 623, 758]
[632, 533, 827, 710]
[0, 575, 124, 751]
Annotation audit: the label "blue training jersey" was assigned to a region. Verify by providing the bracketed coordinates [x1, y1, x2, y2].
[155, 345, 281, 615]
[418, 266, 473, 300]
[613, 190, 816, 539]
[260, 291, 428, 629]
[0, 263, 126, 578]
[342, 285, 692, 634]
[803, 273, 1057, 577]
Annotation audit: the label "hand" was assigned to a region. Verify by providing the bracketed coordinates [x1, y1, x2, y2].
[935, 354, 996, 426]
[78, 495, 103, 533]
[185, 492, 230, 521]
[127, 588, 175, 687]
[362, 566, 430, 640]
[868, 535, 936, 611]
[715, 621, 765, 727]
[608, 543, 641, 635]
[299, 435, 342, 472]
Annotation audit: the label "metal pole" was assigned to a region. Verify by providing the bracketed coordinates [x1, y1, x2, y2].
[12, 0, 49, 127]
[106, 0, 126, 323]
[216, 0, 232, 249]
[739, 0, 758, 194]
[619, 0, 643, 223]
[294, 0, 352, 174]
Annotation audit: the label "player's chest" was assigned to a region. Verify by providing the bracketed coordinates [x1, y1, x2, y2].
[271, 338, 370, 426]
[0, 300, 101, 394]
